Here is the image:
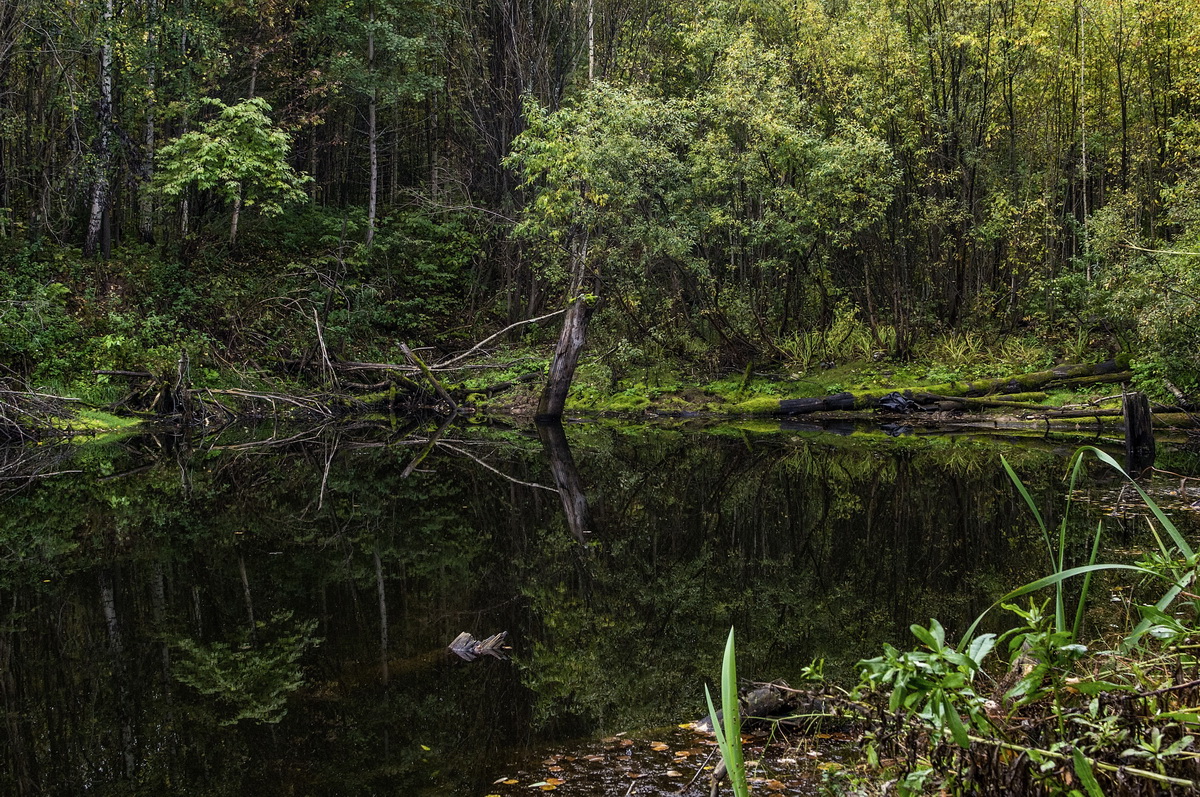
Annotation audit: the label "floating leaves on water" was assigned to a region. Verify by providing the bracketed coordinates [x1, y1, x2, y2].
[528, 777, 565, 791]
[764, 779, 786, 791]
[649, 741, 669, 751]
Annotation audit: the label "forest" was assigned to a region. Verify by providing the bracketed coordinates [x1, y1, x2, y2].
[1, 0, 1199, 407]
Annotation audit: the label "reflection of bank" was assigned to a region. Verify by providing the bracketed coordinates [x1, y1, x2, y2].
[537, 420, 593, 544]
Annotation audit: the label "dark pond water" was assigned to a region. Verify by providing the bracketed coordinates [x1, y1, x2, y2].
[0, 419, 1194, 795]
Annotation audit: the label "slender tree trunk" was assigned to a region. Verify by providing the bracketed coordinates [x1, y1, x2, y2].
[366, 1, 377, 246]
[374, 544, 388, 684]
[230, 58, 258, 244]
[390, 104, 399, 204]
[229, 190, 242, 244]
[138, 0, 158, 242]
[1124, 391, 1155, 475]
[367, 92, 377, 245]
[238, 554, 256, 644]
[587, 0, 594, 82]
[99, 568, 135, 779]
[84, 0, 115, 258]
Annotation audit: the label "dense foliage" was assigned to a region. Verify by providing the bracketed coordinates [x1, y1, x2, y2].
[1, 0, 1198, 393]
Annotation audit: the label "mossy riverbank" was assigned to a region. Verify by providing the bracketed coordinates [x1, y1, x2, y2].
[19, 348, 1198, 440]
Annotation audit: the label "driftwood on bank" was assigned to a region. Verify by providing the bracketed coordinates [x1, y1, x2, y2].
[776, 359, 1133, 416]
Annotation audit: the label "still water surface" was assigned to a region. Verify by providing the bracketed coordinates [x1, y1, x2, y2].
[0, 420, 1183, 795]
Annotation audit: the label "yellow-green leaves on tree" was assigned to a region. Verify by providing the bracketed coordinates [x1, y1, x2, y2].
[154, 97, 310, 228]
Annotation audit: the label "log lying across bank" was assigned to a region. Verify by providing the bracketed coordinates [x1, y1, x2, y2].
[776, 358, 1134, 416]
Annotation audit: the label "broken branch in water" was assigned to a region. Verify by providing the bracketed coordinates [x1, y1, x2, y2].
[448, 631, 511, 661]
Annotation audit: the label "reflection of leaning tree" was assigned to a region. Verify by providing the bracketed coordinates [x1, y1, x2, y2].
[537, 420, 593, 544]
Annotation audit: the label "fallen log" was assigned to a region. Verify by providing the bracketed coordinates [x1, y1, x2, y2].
[1024, 408, 1124, 419]
[778, 393, 857, 414]
[92, 369, 154, 378]
[401, 343, 457, 413]
[775, 359, 1132, 416]
[915, 392, 1051, 410]
[471, 371, 542, 397]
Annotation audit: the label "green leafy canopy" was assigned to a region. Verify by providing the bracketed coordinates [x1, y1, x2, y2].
[154, 97, 310, 216]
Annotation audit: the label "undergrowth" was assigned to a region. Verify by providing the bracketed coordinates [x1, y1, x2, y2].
[809, 446, 1200, 795]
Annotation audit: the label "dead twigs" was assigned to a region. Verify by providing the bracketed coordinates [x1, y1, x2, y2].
[0, 383, 78, 441]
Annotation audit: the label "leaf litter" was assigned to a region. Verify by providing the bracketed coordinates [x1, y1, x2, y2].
[486, 724, 850, 795]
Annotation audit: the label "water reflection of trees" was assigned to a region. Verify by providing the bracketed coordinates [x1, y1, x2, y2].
[0, 423, 1067, 794]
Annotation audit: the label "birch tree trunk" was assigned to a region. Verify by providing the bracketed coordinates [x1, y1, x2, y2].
[229, 190, 242, 244]
[138, 0, 158, 243]
[84, 0, 115, 258]
[366, 1, 377, 247]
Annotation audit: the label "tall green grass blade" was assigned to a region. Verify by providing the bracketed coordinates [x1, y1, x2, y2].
[1079, 447, 1194, 561]
[995, 564, 1159, 605]
[1055, 452, 1090, 633]
[721, 628, 747, 797]
[962, 563, 1163, 646]
[703, 685, 728, 756]
[704, 628, 749, 797]
[1072, 520, 1104, 643]
[1002, 455, 1054, 568]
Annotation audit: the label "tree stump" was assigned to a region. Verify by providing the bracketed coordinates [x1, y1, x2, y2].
[1123, 391, 1155, 476]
